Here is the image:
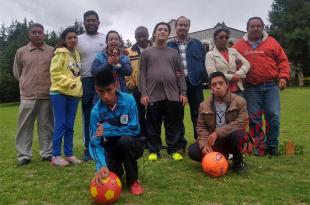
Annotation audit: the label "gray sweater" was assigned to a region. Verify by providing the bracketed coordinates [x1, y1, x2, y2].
[139, 46, 187, 103]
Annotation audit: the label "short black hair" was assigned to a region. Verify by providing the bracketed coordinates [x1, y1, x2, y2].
[135, 26, 149, 35]
[175, 16, 191, 27]
[209, 71, 228, 84]
[153, 22, 171, 35]
[246, 17, 264, 30]
[213, 28, 230, 40]
[95, 69, 115, 88]
[84, 10, 99, 21]
[29, 23, 44, 32]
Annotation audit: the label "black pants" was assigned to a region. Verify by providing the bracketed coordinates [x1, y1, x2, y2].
[132, 88, 147, 138]
[188, 130, 246, 164]
[103, 136, 144, 186]
[146, 100, 182, 154]
[179, 82, 204, 149]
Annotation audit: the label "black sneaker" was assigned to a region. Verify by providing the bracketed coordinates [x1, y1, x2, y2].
[83, 149, 92, 162]
[267, 147, 279, 156]
[232, 154, 246, 175]
[42, 155, 52, 161]
[18, 159, 31, 166]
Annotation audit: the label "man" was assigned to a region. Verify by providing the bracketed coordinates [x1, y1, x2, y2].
[89, 69, 144, 195]
[234, 17, 290, 156]
[167, 16, 206, 153]
[188, 71, 249, 174]
[13, 23, 54, 166]
[77, 10, 106, 161]
[125, 26, 152, 139]
[139, 22, 188, 161]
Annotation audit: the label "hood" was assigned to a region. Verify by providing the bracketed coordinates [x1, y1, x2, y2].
[243, 30, 268, 42]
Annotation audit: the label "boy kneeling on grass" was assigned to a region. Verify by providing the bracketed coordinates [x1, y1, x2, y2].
[89, 69, 144, 195]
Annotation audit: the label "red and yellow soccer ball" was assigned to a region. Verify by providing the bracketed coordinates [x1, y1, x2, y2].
[202, 152, 228, 177]
[90, 171, 122, 205]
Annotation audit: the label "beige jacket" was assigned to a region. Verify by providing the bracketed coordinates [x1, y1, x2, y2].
[206, 47, 250, 91]
[197, 92, 248, 150]
[13, 43, 54, 100]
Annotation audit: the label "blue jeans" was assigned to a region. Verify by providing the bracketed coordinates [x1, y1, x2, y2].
[81, 77, 95, 150]
[244, 81, 280, 149]
[51, 94, 79, 157]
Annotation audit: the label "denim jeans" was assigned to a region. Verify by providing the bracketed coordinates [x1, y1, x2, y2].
[81, 77, 95, 150]
[244, 81, 280, 149]
[51, 94, 79, 157]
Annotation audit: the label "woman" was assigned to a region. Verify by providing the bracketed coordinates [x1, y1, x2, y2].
[91, 30, 132, 97]
[50, 27, 83, 166]
[206, 28, 250, 95]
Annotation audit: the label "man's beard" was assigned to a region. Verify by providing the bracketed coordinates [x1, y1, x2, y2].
[86, 29, 98, 35]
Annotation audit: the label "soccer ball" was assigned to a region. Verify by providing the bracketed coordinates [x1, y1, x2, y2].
[90, 171, 122, 204]
[201, 152, 228, 177]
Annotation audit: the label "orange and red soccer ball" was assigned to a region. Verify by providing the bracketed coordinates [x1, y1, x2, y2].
[202, 152, 228, 177]
[90, 171, 122, 205]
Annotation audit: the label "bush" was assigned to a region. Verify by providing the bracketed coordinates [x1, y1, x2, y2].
[0, 70, 19, 102]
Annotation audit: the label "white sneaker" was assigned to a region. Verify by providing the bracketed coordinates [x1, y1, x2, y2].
[51, 156, 70, 167]
[65, 156, 82, 164]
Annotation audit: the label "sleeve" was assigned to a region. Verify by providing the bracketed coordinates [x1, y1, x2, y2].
[50, 53, 75, 88]
[215, 98, 249, 138]
[13, 49, 22, 81]
[139, 51, 148, 96]
[206, 51, 233, 81]
[274, 42, 290, 81]
[196, 103, 211, 150]
[175, 53, 187, 96]
[91, 54, 112, 76]
[89, 105, 107, 171]
[119, 55, 132, 76]
[103, 96, 140, 137]
[235, 49, 251, 78]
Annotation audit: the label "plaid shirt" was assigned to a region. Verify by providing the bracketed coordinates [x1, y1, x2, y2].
[173, 37, 189, 76]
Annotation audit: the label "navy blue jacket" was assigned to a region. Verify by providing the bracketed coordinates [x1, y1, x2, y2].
[168, 38, 206, 86]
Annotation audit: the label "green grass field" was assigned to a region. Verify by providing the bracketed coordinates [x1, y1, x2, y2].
[0, 88, 309, 205]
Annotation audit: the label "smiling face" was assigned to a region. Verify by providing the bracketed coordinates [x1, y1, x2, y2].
[29, 26, 45, 46]
[175, 17, 190, 39]
[247, 18, 264, 41]
[64, 32, 78, 50]
[84, 14, 100, 35]
[107, 32, 120, 50]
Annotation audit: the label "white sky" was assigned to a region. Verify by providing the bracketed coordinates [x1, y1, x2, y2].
[0, 0, 273, 41]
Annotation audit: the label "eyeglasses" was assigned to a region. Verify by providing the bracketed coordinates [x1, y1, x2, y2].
[217, 35, 229, 40]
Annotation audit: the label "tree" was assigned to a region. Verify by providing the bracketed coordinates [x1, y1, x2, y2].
[268, 0, 310, 77]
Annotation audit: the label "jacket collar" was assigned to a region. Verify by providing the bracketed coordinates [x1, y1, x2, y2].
[99, 91, 126, 112]
[131, 41, 152, 54]
[243, 30, 268, 42]
[202, 91, 234, 114]
[212, 46, 234, 65]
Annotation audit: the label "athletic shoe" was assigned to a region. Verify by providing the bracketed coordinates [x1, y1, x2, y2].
[148, 153, 158, 161]
[65, 156, 82, 164]
[267, 147, 279, 156]
[18, 158, 31, 166]
[130, 181, 144, 195]
[170, 152, 183, 161]
[51, 156, 70, 167]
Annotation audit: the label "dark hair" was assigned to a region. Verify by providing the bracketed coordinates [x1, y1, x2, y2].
[29, 23, 44, 32]
[152, 22, 171, 41]
[175, 16, 191, 27]
[213, 28, 230, 40]
[135, 26, 149, 35]
[106, 30, 121, 43]
[84, 10, 99, 21]
[246, 17, 264, 30]
[95, 69, 115, 88]
[209, 71, 228, 84]
[55, 27, 77, 49]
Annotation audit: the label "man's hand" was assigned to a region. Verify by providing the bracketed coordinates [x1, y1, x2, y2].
[94, 167, 110, 185]
[108, 55, 120, 65]
[279, 78, 287, 90]
[140, 96, 150, 107]
[207, 131, 218, 147]
[202, 146, 213, 155]
[96, 123, 104, 137]
[231, 73, 241, 82]
[179, 95, 188, 106]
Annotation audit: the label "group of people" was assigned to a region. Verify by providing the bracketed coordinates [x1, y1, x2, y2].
[13, 10, 290, 196]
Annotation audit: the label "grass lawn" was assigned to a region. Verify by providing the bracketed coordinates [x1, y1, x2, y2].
[0, 88, 309, 205]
